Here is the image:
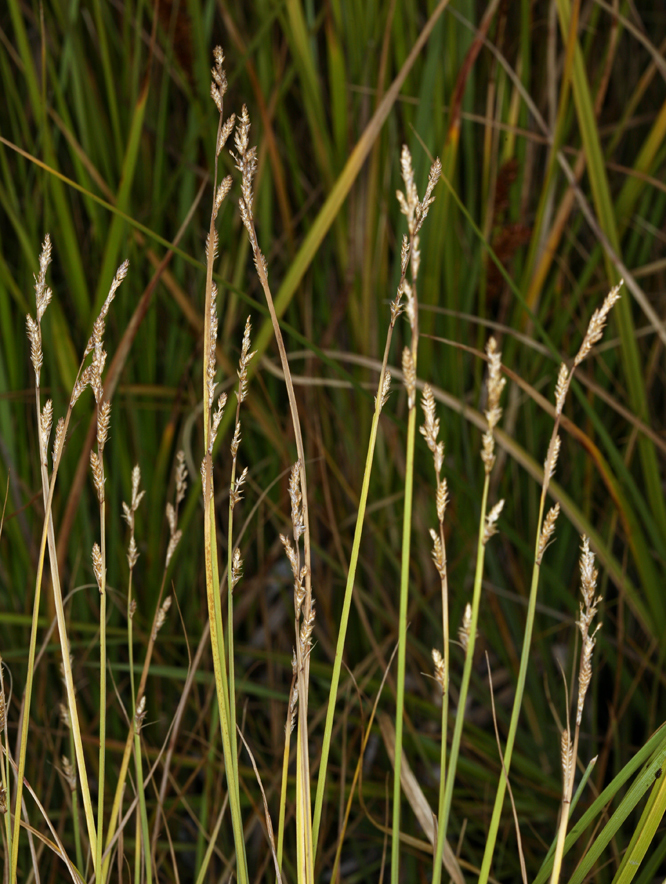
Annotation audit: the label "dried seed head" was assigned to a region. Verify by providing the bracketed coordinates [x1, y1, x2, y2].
[129, 598, 137, 619]
[483, 499, 505, 545]
[436, 479, 448, 525]
[544, 434, 561, 484]
[175, 452, 187, 506]
[165, 529, 182, 568]
[400, 235, 410, 277]
[289, 462, 304, 542]
[53, 417, 65, 463]
[210, 391, 227, 453]
[280, 534, 299, 580]
[236, 315, 255, 405]
[153, 595, 172, 639]
[397, 145, 419, 236]
[555, 363, 569, 415]
[92, 543, 104, 592]
[299, 600, 316, 655]
[376, 370, 392, 410]
[420, 383, 444, 475]
[213, 175, 233, 217]
[85, 260, 128, 356]
[62, 755, 77, 791]
[90, 450, 105, 504]
[231, 421, 242, 459]
[402, 347, 416, 409]
[134, 695, 147, 732]
[429, 528, 446, 580]
[458, 603, 473, 652]
[481, 338, 505, 473]
[576, 536, 602, 725]
[127, 535, 139, 570]
[561, 728, 573, 795]
[97, 401, 111, 449]
[574, 281, 623, 368]
[26, 314, 43, 384]
[40, 399, 53, 465]
[59, 703, 71, 728]
[217, 116, 236, 157]
[35, 234, 53, 323]
[230, 466, 248, 510]
[207, 288, 219, 411]
[537, 503, 560, 565]
[432, 648, 446, 692]
[231, 547, 243, 590]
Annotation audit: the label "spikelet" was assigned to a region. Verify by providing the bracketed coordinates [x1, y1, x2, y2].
[483, 499, 505, 545]
[402, 347, 416, 409]
[429, 528, 446, 580]
[97, 401, 111, 449]
[53, 417, 65, 463]
[555, 363, 569, 416]
[561, 728, 573, 796]
[62, 756, 77, 791]
[544, 434, 561, 484]
[231, 547, 243, 590]
[481, 337, 506, 474]
[432, 648, 446, 693]
[376, 370, 391, 410]
[231, 421, 241, 459]
[35, 234, 53, 322]
[574, 281, 623, 368]
[90, 450, 105, 504]
[127, 535, 139, 570]
[420, 384, 444, 475]
[40, 399, 53, 465]
[229, 466, 248, 510]
[134, 695, 147, 732]
[236, 315, 256, 405]
[175, 452, 188, 506]
[537, 503, 560, 565]
[92, 543, 104, 592]
[289, 462, 304, 542]
[153, 596, 172, 639]
[26, 314, 42, 384]
[458, 603, 473, 652]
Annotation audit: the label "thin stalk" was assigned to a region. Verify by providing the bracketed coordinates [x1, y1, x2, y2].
[133, 718, 152, 884]
[390, 402, 417, 884]
[431, 538, 450, 883]
[435, 474, 490, 849]
[96, 467, 107, 884]
[277, 678, 297, 875]
[312, 324, 396, 849]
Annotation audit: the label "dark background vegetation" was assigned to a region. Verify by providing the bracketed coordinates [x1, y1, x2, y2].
[1, 0, 666, 879]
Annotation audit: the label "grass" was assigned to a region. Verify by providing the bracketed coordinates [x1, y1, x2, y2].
[1, 1, 666, 881]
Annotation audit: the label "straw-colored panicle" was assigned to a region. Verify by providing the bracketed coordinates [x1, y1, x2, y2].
[231, 105, 259, 236]
[376, 370, 392, 411]
[165, 500, 182, 568]
[400, 235, 410, 278]
[481, 337, 506, 474]
[153, 596, 172, 640]
[213, 175, 233, 220]
[231, 421, 242, 459]
[432, 648, 446, 693]
[483, 499, 505, 545]
[236, 316, 256, 406]
[231, 547, 243, 590]
[134, 695, 147, 733]
[537, 503, 560, 565]
[59, 703, 70, 729]
[175, 451, 188, 506]
[560, 728, 574, 797]
[576, 536, 602, 726]
[206, 288, 219, 413]
[90, 450, 105, 504]
[210, 391, 227, 453]
[84, 260, 129, 358]
[436, 480, 449, 526]
[554, 364, 569, 416]
[217, 116, 236, 158]
[26, 314, 43, 384]
[458, 603, 473, 652]
[420, 384, 444, 476]
[127, 536, 139, 570]
[35, 234, 53, 323]
[280, 534, 306, 621]
[52, 417, 65, 464]
[229, 466, 248, 510]
[396, 146, 442, 241]
[574, 281, 623, 368]
[402, 347, 416, 410]
[289, 461, 305, 543]
[122, 465, 145, 535]
[299, 599, 316, 659]
[210, 45, 228, 113]
[40, 399, 53, 465]
[92, 543, 104, 593]
[429, 529, 446, 580]
[97, 400, 111, 450]
[544, 434, 561, 485]
[62, 755, 77, 792]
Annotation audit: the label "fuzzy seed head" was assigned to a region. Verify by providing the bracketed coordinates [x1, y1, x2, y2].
[231, 547, 243, 590]
[458, 603, 473, 652]
[574, 281, 623, 367]
[40, 399, 53, 464]
[537, 503, 560, 565]
[402, 347, 416, 409]
[90, 450, 105, 504]
[26, 314, 43, 383]
[483, 499, 505, 545]
[53, 418, 66, 463]
[175, 452, 187, 506]
[92, 543, 104, 592]
[555, 363, 569, 415]
[432, 648, 446, 692]
[134, 694, 147, 732]
[376, 370, 392, 410]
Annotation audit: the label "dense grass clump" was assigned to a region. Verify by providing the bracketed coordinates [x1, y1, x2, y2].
[2, 2, 666, 882]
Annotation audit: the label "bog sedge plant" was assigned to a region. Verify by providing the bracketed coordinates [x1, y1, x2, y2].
[4, 35, 666, 884]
